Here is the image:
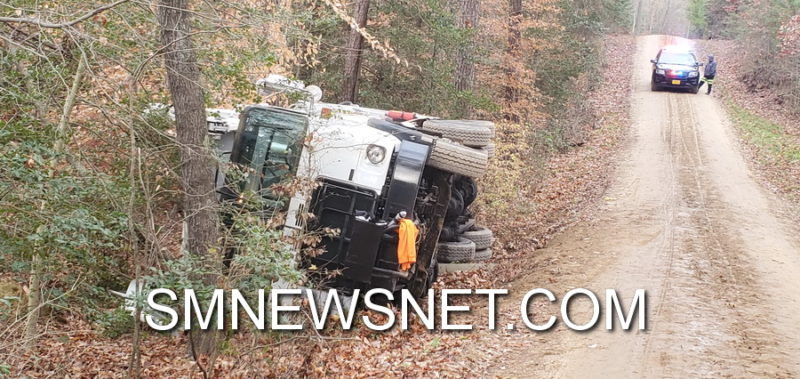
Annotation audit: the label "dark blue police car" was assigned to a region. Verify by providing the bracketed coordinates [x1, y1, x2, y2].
[650, 46, 703, 94]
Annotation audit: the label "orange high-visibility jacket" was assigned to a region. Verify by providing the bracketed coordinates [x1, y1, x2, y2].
[397, 218, 418, 271]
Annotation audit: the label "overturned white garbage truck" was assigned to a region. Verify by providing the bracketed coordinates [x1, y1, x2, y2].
[213, 76, 495, 298]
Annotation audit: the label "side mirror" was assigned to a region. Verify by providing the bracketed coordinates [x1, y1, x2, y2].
[650, 59, 657, 64]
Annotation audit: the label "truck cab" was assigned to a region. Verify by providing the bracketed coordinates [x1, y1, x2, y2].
[217, 78, 493, 298]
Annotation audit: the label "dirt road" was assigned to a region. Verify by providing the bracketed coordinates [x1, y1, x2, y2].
[489, 35, 800, 378]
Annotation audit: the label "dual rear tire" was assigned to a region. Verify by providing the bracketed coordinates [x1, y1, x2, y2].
[423, 120, 495, 179]
[428, 138, 489, 179]
[437, 224, 494, 263]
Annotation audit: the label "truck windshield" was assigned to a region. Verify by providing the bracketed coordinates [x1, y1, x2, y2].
[659, 52, 696, 66]
[231, 107, 308, 200]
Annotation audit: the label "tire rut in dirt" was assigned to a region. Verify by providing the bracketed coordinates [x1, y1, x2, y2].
[665, 94, 791, 376]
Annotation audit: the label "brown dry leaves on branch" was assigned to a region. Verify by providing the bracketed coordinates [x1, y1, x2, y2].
[475, 34, 636, 285]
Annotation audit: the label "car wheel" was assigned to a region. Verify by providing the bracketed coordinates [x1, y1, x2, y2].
[651, 81, 659, 91]
[691, 85, 700, 94]
[428, 138, 488, 178]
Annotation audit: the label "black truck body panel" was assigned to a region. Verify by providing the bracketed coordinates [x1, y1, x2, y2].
[383, 141, 429, 220]
[307, 138, 433, 293]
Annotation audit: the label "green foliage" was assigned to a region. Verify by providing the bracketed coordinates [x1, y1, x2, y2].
[0, 293, 20, 322]
[94, 307, 135, 338]
[703, 0, 742, 38]
[707, 0, 800, 111]
[0, 42, 130, 321]
[528, 0, 615, 147]
[688, 0, 709, 37]
[142, 193, 302, 331]
[728, 102, 800, 162]
[305, 0, 629, 117]
[0, 363, 10, 377]
[225, 212, 303, 292]
[146, 255, 219, 300]
[602, 0, 634, 32]
[0, 119, 129, 314]
[303, 0, 466, 116]
[0, 0, 319, 340]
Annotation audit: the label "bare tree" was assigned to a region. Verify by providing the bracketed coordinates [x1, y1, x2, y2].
[454, 0, 480, 117]
[505, 0, 523, 113]
[339, 0, 371, 103]
[25, 51, 89, 350]
[157, 0, 219, 356]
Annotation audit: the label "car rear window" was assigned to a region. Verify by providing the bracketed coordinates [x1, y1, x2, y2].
[659, 52, 696, 65]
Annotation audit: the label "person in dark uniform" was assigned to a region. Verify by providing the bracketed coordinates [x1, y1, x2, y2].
[698, 55, 717, 95]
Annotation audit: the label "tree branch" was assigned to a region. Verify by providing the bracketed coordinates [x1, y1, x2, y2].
[0, 0, 130, 29]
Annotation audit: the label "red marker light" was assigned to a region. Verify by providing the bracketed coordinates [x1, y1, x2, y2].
[387, 110, 416, 121]
[321, 107, 332, 119]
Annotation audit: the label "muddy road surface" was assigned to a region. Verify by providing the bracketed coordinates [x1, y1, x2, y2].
[488, 35, 800, 378]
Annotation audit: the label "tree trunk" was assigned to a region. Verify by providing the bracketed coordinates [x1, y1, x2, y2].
[56, 50, 87, 151]
[339, 0, 370, 103]
[23, 253, 41, 350]
[158, 0, 219, 356]
[454, 0, 480, 117]
[16, 51, 44, 351]
[25, 49, 90, 351]
[504, 0, 522, 116]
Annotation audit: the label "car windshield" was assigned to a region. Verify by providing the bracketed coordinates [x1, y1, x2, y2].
[659, 52, 697, 66]
[232, 107, 308, 200]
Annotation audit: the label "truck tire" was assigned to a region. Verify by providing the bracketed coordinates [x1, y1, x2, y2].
[455, 176, 478, 208]
[445, 189, 465, 220]
[462, 226, 493, 250]
[422, 120, 494, 148]
[473, 248, 493, 262]
[428, 138, 488, 178]
[436, 237, 476, 263]
[456, 217, 476, 234]
[483, 143, 495, 159]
